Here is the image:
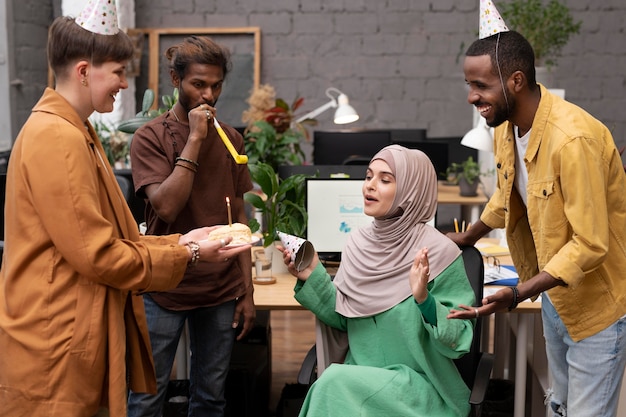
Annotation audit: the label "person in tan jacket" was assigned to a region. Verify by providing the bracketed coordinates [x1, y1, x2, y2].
[0, 8, 250, 417]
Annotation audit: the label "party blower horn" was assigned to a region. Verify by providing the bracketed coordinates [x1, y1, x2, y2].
[277, 231, 315, 272]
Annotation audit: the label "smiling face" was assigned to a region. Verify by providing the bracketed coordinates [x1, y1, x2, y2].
[464, 54, 516, 128]
[88, 61, 129, 114]
[363, 159, 397, 218]
[175, 62, 224, 112]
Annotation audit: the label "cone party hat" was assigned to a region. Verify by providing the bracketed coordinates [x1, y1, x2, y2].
[479, 0, 508, 39]
[76, 0, 120, 35]
[277, 231, 315, 272]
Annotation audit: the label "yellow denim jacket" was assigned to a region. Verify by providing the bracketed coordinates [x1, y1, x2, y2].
[481, 85, 626, 341]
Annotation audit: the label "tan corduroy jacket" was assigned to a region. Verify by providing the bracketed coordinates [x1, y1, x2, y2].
[0, 88, 188, 416]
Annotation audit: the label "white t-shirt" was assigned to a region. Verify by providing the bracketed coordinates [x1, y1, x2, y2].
[514, 126, 530, 206]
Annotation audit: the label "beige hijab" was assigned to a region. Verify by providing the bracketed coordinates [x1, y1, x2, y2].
[334, 145, 461, 317]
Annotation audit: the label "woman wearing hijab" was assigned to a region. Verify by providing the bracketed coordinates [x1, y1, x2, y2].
[280, 145, 476, 416]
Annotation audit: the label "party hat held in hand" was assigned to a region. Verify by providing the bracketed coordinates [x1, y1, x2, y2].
[277, 231, 315, 272]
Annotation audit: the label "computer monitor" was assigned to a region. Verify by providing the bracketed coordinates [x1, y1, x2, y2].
[313, 130, 391, 165]
[278, 164, 368, 180]
[390, 140, 449, 178]
[305, 178, 372, 262]
[305, 177, 435, 262]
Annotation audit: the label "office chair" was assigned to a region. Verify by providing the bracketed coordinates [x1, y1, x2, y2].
[341, 155, 371, 165]
[456, 245, 494, 417]
[297, 245, 494, 417]
[115, 174, 133, 203]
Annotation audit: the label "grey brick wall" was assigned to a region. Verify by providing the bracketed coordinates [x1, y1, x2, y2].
[7, 0, 54, 140]
[134, 0, 626, 147]
[8, 0, 626, 153]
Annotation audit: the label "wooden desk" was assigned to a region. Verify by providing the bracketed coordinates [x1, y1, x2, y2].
[253, 272, 303, 310]
[437, 182, 488, 223]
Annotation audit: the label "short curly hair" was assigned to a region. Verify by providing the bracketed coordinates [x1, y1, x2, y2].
[466, 30, 537, 88]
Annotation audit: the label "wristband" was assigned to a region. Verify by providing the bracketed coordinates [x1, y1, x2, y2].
[186, 241, 200, 267]
[176, 156, 199, 167]
[175, 161, 197, 173]
[508, 286, 520, 311]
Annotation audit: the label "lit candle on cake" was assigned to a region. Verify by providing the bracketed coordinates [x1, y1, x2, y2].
[226, 196, 232, 226]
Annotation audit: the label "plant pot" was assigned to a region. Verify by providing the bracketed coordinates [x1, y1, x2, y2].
[459, 177, 479, 197]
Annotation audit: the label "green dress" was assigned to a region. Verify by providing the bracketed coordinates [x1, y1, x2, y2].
[294, 256, 475, 417]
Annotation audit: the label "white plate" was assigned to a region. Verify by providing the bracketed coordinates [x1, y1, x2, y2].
[226, 235, 261, 247]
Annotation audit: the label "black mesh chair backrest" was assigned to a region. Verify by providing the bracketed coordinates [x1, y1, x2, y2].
[454, 245, 485, 388]
[115, 174, 133, 203]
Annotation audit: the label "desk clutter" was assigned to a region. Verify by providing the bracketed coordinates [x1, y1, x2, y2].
[475, 240, 519, 286]
[484, 264, 519, 287]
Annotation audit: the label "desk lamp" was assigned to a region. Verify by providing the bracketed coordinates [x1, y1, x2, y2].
[461, 112, 493, 153]
[295, 87, 359, 125]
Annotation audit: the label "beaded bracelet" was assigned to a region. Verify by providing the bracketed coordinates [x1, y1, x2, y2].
[175, 156, 199, 167]
[508, 286, 520, 311]
[186, 241, 200, 267]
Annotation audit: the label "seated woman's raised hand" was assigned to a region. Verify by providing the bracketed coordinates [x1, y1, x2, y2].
[410, 247, 430, 304]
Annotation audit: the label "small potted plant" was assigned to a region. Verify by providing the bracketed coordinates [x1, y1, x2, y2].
[241, 84, 315, 172]
[244, 162, 309, 275]
[447, 156, 492, 196]
[244, 162, 308, 247]
[499, 0, 581, 71]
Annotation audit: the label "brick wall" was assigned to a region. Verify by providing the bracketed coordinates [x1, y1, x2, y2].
[133, 0, 626, 148]
[9, 0, 626, 150]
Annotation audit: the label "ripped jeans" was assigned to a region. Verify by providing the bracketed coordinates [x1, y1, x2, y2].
[542, 295, 626, 417]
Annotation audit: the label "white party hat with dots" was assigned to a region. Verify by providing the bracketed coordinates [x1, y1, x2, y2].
[479, 0, 508, 39]
[76, 0, 120, 35]
[277, 231, 315, 272]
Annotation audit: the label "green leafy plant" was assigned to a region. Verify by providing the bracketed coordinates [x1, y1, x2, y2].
[92, 119, 131, 167]
[499, 0, 581, 69]
[244, 120, 306, 170]
[117, 88, 178, 134]
[244, 162, 308, 247]
[448, 156, 492, 185]
[242, 85, 315, 171]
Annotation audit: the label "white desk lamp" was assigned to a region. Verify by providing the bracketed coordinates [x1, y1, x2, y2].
[461, 113, 493, 153]
[295, 87, 359, 125]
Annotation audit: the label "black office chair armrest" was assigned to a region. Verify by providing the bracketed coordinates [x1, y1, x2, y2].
[469, 352, 494, 406]
[297, 345, 318, 386]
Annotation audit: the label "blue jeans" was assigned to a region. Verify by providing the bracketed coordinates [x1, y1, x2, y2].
[542, 295, 626, 417]
[127, 295, 237, 417]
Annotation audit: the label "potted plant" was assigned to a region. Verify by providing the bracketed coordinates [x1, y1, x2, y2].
[117, 88, 178, 134]
[499, 0, 581, 71]
[244, 162, 309, 275]
[92, 120, 132, 168]
[241, 84, 315, 172]
[244, 162, 308, 248]
[447, 156, 492, 196]
[243, 120, 307, 170]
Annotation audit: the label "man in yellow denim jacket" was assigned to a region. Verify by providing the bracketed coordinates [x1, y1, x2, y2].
[448, 30, 626, 417]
